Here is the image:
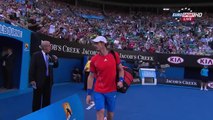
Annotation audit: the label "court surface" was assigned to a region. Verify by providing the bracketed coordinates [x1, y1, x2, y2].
[83, 85, 213, 120]
[0, 83, 212, 120]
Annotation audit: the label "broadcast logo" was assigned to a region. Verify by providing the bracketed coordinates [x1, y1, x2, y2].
[172, 7, 202, 22]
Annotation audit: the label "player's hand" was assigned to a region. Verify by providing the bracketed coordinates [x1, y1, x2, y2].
[86, 95, 92, 105]
[117, 81, 123, 88]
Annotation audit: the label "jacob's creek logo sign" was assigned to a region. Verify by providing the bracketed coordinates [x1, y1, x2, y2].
[167, 56, 184, 64]
[166, 79, 198, 86]
[197, 58, 213, 65]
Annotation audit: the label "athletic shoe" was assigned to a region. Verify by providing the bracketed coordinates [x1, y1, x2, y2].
[204, 88, 208, 91]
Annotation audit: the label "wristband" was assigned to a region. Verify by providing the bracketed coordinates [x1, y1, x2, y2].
[119, 77, 124, 82]
[87, 89, 93, 95]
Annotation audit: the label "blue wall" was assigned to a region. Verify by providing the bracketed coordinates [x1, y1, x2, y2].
[165, 67, 184, 79]
[54, 58, 83, 83]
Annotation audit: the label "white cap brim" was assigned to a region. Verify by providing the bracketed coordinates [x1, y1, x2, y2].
[92, 36, 107, 44]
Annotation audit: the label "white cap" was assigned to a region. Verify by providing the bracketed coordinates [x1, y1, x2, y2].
[92, 36, 107, 44]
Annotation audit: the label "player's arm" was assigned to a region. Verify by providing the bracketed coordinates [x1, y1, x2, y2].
[117, 63, 124, 79]
[117, 63, 124, 88]
[86, 72, 94, 105]
[115, 52, 124, 86]
[87, 72, 94, 90]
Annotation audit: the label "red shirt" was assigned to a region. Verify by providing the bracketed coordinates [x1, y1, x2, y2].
[90, 52, 121, 93]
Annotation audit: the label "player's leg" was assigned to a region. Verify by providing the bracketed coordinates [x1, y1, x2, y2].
[105, 92, 117, 120]
[94, 92, 105, 120]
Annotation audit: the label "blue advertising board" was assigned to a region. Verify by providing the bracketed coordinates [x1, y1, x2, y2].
[0, 22, 31, 89]
[18, 94, 84, 120]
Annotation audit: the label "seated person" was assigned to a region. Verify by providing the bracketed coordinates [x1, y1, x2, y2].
[72, 67, 81, 82]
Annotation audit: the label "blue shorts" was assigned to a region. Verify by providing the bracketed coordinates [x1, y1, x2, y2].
[93, 91, 117, 112]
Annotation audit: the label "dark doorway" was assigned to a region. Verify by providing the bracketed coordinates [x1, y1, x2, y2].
[0, 36, 22, 90]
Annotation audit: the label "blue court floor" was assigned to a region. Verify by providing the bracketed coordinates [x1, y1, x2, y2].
[0, 82, 213, 120]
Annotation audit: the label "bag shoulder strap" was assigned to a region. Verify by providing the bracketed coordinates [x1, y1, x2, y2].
[110, 50, 118, 66]
[110, 50, 116, 60]
[111, 50, 119, 70]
